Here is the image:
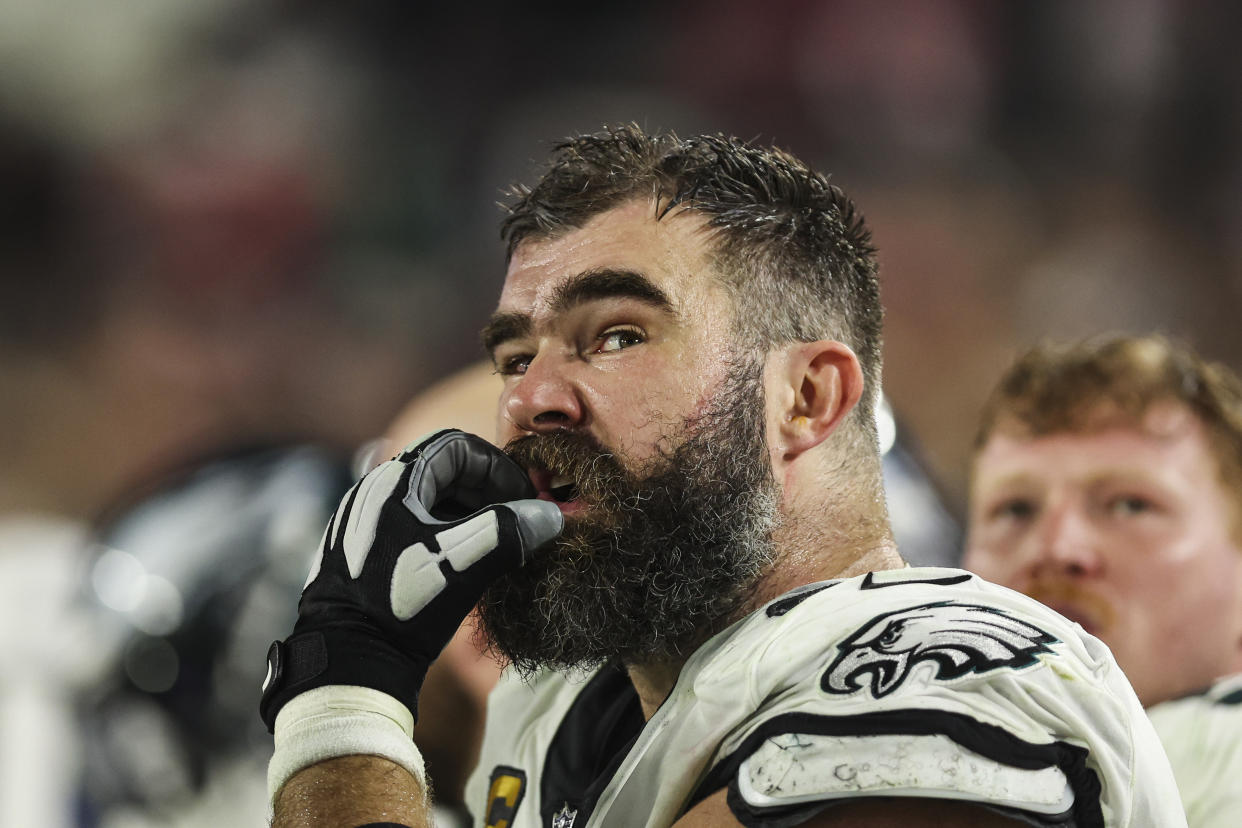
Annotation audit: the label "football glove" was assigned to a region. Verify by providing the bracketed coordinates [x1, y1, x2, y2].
[259, 429, 562, 732]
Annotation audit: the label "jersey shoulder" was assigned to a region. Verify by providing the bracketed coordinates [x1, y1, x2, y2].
[688, 567, 1183, 828]
[695, 566, 1115, 717]
[1147, 673, 1242, 827]
[1149, 672, 1242, 729]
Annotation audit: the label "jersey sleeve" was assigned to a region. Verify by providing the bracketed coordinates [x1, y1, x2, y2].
[720, 712, 1084, 827]
[1147, 675, 1242, 828]
[686, 571, 1181, 828]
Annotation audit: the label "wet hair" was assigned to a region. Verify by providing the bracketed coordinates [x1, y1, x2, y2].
[974, 334, 1242, 521]
[501, 123, 884, 445]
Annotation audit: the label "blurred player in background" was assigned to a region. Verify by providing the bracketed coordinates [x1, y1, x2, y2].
[0, 104, 406, 827]
[964, 334, 1242, 827]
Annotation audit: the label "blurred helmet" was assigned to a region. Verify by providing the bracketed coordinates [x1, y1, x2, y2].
[76, 444, 354, 819]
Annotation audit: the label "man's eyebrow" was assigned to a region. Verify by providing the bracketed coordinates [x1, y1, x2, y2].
[481, 268, 678, 356]
[974, 471, 1037, 494]
[550, 268, 677, 317]
[481, 312, 532, 355]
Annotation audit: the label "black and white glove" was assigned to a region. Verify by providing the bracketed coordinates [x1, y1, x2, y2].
[259, 430, 561, 801]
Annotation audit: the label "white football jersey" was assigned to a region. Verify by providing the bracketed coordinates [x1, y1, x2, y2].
[465, 567, 1185, 828]
[1147, 673, 1242, 828]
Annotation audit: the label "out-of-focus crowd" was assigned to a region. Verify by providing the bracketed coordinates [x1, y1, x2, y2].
[2, 1, 1240, 826]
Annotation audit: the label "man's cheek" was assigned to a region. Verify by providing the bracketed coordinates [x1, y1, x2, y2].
[961, 545, 996, 578]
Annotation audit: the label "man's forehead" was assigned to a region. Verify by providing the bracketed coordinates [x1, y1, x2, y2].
[972, 406, 1214, 483]
[983, 400, 1202, 447]
[498, 200, 716, 312]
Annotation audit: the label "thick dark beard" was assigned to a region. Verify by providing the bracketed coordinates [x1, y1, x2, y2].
[477, 355, 779, 675]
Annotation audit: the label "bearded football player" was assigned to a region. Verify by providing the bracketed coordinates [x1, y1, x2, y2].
[258, 126, 1185, 827]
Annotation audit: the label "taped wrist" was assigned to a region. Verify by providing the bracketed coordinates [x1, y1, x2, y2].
[267, 685, 426, 811]
[260, 629, 430, 733]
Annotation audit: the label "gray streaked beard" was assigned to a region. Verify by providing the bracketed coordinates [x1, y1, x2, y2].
[477, 354, 779, 675]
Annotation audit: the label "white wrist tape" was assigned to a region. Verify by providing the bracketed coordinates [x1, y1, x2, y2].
[267, 685, 425, 808]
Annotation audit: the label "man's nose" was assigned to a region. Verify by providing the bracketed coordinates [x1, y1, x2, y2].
[502, 351, 586, 435]
[1032, 502, 1104, 577]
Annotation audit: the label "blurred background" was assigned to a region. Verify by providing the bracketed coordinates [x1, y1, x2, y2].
[1, 1, 1239, 826]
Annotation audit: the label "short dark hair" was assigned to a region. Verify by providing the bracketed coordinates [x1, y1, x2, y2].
[501, 124, 884, 442]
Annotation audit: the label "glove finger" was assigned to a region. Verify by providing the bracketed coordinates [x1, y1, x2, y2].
[389, 508, 503, 621]
[386, 497, 561, 622]
[393, 428, 461, 463]
[500, 498, 564, 557]
[342, 459, 406, 578]
[302, 474, 363, 589]
[301, 522, 329, 590]
[405, 431, 535, 522]
[474, 444, 538, 504]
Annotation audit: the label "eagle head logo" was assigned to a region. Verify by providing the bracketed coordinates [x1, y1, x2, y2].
[822, 601, 1058, 698]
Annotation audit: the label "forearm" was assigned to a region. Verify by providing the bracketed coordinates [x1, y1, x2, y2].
[272, 755, 430, 828]
[266, 686, 430, 828]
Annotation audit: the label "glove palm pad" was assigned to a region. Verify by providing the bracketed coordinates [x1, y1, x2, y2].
[259, 430, 562, 732]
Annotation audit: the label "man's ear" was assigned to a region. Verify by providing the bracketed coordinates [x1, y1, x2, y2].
[772, 340, 865, 460]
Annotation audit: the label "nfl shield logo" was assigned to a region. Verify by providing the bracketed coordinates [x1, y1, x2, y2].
[551, 803, 578, 828]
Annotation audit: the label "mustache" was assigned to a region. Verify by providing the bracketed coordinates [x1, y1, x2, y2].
[1024, 579, 1117, 634]
[503, 431, 631, 506]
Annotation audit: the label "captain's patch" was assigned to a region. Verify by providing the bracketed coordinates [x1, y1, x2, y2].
[822, 601, 1058, 698]
[483, 766, 527, 828]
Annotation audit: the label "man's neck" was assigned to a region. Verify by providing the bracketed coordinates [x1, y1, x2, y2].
[627, 660, 684, 721]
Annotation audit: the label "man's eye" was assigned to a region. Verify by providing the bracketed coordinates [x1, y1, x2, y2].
[596, 327, 645, 353]
[992, 499, 1035, 521]
[495, 354, 532, 376]
[1108, 496, 1152, 517]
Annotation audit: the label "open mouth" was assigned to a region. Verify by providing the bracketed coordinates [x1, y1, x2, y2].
[527, 467, 585, 513]
[548, 475, 578, 502]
